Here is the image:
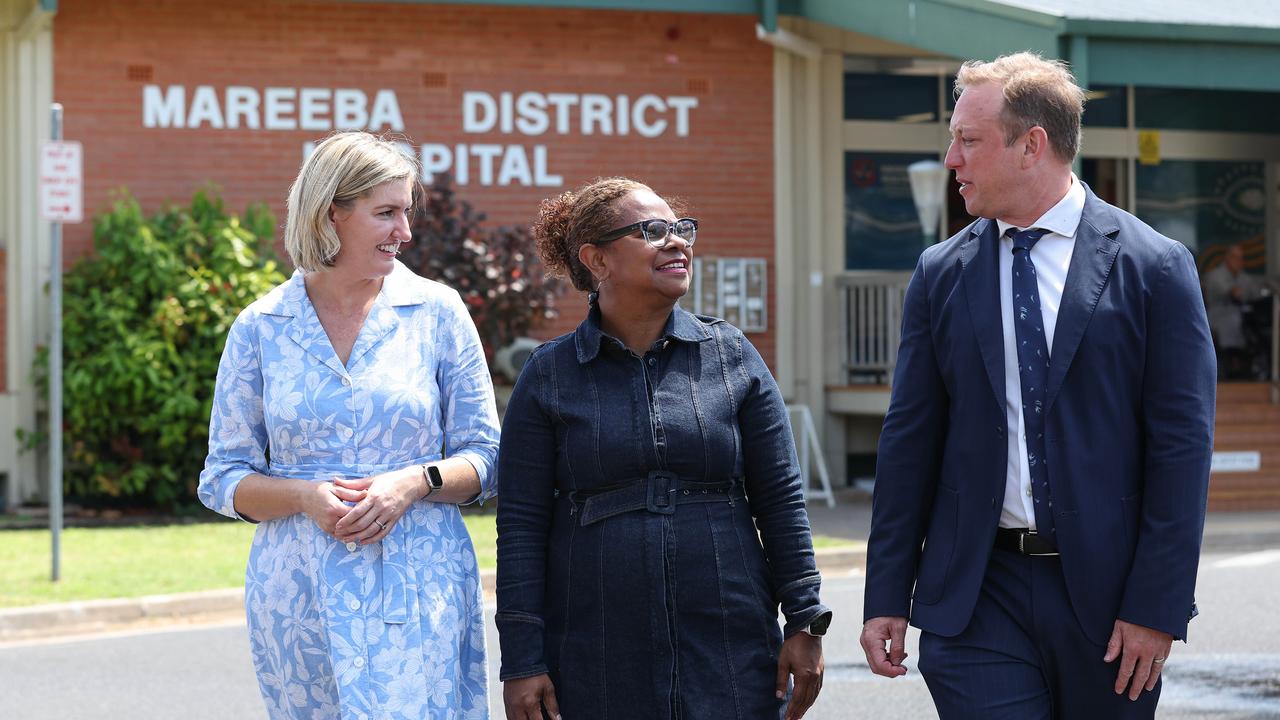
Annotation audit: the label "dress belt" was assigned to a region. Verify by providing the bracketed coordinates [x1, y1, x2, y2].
[270, 460, 441, 626]
[994, 527, 1059, 556]
[565, 470, 744, 526]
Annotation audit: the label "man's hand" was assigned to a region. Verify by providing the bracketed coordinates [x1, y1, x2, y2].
[1105, 619, 1173, 700]
[859, 616, 909, 677]
[503, 673, 561, 720]
[776, 632, 824, 720]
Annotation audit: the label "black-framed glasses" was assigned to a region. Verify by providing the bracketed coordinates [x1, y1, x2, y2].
[595, 217, 698, 248]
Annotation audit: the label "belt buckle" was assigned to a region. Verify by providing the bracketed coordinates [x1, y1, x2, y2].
[646, 470, 678, 515]
[1020, 530, 1058, 556]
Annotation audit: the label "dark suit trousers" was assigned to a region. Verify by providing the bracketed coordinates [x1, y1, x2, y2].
[918, 547, 1160, 719]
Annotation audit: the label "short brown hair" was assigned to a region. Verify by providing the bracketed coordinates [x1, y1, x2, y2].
[955, 52, 1086, 164]
[530, 177, 653, 292]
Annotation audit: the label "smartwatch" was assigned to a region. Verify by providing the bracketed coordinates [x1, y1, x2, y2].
[802, 611, 833, 637]
[422, 464, 444, 497]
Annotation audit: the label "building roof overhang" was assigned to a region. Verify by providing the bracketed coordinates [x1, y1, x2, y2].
[254, 0, 1280, 93]
[792, 0, 1280, 93]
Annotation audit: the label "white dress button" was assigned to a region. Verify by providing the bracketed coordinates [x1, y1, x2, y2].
[345, 541, 357, 552]
[348, 598, 361, 611]
[1026, 486, 1033, 497]
[353, 657, 365, 668]
[342, 377, 351, 386]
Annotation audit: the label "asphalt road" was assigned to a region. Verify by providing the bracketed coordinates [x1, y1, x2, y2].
[3, 548, 1278, 719]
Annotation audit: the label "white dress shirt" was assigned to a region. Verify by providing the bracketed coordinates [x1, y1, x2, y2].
[996, 175, 1085, 530]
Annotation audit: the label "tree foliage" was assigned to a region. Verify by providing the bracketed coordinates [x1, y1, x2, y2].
[399, 177, 563, 381]
[38, 190, 285, 506]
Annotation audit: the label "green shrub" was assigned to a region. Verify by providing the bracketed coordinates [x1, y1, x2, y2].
[39, 189, 286, 506]
[400, 176, 563, 381]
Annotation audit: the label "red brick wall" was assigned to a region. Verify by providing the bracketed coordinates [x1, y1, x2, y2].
[52, 0, 776, 364]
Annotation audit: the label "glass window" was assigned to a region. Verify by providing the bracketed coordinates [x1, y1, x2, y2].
[844, 73, 939, 122]
[1083, 85, 1127, 128]
[1135, 160, 1265, 257]
[845, 151, 936, 270]
[1081, 158, 1125, 207]
[1136, 87, 1280, 133]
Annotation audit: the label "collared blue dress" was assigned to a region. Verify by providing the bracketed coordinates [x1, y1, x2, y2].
[199, 261, 500, 720]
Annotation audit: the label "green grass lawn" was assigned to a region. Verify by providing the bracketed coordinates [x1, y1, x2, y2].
[0, 512, 850, 608]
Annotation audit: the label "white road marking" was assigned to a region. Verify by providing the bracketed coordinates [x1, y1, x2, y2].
[1212, 549, 1280, 569]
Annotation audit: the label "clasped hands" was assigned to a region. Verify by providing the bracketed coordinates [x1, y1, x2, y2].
[302, 469, 424, 545]
[860, 616, 1172, 700]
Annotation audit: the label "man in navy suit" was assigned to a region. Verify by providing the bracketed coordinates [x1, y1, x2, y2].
[859, 53, 1215, 718]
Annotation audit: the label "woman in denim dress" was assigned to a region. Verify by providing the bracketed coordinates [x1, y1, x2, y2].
[496, 178, 831, 720]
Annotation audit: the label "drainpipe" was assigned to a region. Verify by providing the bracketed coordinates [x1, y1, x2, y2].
[759, 0, 779, 34]
[756, 23, 819, 61]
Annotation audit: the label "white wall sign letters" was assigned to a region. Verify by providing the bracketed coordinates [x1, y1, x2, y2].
[142, 84, 700, 188]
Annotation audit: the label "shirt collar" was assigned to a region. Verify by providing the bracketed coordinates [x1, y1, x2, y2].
[997, 173, 1085, 240]
[258, 260, 430, 317]
[574, 301, 713, 364]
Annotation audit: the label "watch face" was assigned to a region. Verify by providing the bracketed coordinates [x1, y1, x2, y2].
[426, 464, 444, 489]
[808, 612, 832, 636]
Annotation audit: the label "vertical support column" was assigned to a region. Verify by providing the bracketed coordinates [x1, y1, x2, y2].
[1126, 85, 1137, 214]
[1068, 35, 1089, 179]
[2, 1, 55, 510]
[1267, 161, 1278, 278]
[757, 24, 841, 492]
[0, 6, 12, 511]
[819, 50, 848, 487]
[801, 39, 824, 451]
[772, 47, 796, 400]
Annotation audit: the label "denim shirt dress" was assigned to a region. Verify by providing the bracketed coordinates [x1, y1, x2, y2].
[495, 303, 830, 719]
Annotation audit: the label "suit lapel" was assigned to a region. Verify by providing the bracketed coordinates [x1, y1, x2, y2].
[1044, 190, 1121, 413]
[961, 218, 1006, 413]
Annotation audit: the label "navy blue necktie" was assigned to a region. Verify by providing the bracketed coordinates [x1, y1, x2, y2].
[1008, 227, 1056, 542]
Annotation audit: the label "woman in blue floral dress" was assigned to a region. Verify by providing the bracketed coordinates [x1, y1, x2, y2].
[200, 132, 500, 719]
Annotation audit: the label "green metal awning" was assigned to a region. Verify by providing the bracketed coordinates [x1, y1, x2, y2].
[788, 0, 1280, 93]
[354, 0, 1280, 92]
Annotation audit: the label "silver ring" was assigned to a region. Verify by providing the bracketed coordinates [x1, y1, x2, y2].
[373, 519, 386, 530]
[1152, 657, 1166, 665]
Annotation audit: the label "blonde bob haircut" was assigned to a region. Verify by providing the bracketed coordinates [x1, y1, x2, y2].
[285, 132, 419, 272]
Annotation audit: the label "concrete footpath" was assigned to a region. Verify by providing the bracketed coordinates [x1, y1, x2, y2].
[2, 491, 1275, 642]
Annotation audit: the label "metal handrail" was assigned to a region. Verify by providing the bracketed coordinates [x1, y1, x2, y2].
[834, 271, 912, 384]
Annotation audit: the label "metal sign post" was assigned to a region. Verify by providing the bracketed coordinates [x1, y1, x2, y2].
[39, 104, 81, 582]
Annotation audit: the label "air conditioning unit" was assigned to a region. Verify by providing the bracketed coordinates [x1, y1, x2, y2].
[494, 336, 541, 381]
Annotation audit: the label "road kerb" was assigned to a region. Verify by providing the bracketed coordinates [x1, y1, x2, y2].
[0, 589, 244, 642]
[2, 546, 865, 642]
